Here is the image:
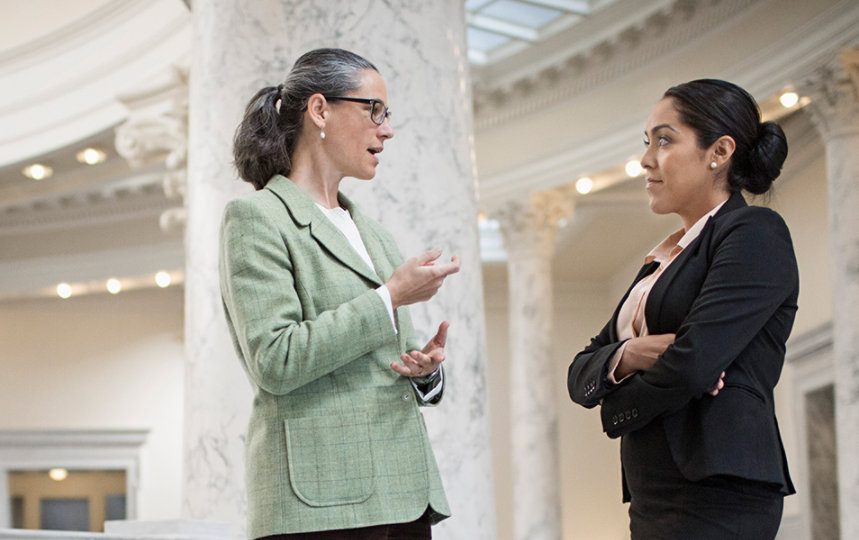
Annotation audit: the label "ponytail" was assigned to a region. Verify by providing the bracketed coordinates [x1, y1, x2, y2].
[233, 85, 290, 190]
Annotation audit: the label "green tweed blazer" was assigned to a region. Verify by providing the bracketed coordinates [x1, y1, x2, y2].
[219, 175, 450, 538]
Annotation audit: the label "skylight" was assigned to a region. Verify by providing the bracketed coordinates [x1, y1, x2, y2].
[465, 0, 618, 66]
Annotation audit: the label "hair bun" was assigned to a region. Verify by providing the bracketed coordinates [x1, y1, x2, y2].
[733, 121, 788, 194]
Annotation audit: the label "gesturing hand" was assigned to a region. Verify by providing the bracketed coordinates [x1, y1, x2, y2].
[386, 249, 460, 309]
[390, 321, 449, 378]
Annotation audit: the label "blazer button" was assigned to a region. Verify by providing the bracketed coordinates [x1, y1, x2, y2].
[625, 411, 632, 420]
[402, 392, 410, 401]
[612, 415, 618, 425]
[632, 408, 639, 418]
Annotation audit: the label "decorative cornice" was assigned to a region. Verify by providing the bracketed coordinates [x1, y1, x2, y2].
[786, 322, 834, 367]
[0, 1, 148, 68]
[115, 66, 190, 231]
[494, 186, 575, 258]
[477, 0, 859, 210]
[0, 0, 191, 166]
[797, 48, 859, 140]
[0, 429, 149, 449]
[473, 0, 762, 129]
[0, 171, 168, 235]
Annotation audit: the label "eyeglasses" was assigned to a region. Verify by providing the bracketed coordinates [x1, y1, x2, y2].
[325, 96, 391, 125]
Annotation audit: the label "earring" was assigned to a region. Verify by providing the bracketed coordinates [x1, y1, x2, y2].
[320, 130, 326, 140]
[710, 161, 717, 169]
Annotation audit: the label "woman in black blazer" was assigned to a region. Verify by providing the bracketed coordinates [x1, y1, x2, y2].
[567, 79, 798, 539]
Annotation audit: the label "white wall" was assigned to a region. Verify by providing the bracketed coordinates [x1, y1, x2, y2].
[0, 286, 185, 521]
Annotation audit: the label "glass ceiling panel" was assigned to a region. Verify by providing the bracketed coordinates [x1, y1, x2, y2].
[465, 0, 495, 10]
[467, 26, 512, 52]
[482, 0, 563, 28]
[465, 0, 620, 66]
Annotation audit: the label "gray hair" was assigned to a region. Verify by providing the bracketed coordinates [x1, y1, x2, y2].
[233, 48, 378, 190]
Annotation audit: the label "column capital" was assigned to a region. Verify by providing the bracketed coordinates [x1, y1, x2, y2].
[493, 187, 575, 259]
[114, 66, 189, 231]
[798, 48, 859, 140]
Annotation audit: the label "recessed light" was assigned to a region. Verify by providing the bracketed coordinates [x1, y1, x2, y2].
[76, 148, 107, 165]
[155, 271, 171, 288]
[23, 163, 53, 180]
[49, 468, 68, 482]
[106, 278, 121, 294]
[779, 91, 799, 108]
[575, 177, 593, 194]
[57, 283, 72, 299]
[625, 160, 643, 177]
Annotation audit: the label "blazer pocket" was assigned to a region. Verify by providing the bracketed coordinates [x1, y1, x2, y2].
[284, 414, 376, 507]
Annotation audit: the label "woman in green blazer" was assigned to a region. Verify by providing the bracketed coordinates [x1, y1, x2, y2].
[220, 48, 459, 540]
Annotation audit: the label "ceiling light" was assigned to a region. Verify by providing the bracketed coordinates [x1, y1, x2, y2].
[57, 283, 72, 299]
[76, 147, 107, 165]
[625, 160, 643, 177]
[106, 278, 121, 294]
[155, 271, 171, 288]
[779, 91, 799, 108]
[575, 176, 593, 194]
[22, 163, 53, 180]
[49, 468, 68, 482]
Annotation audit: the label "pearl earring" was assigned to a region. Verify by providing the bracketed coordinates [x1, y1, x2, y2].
[320, 130, 326, 140]
[710, 161, 717, 169]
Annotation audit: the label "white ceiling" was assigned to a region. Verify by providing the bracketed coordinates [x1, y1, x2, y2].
[0, 0, 856, 300]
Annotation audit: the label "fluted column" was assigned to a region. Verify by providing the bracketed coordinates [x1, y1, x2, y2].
[496, 190, 572, 540]
[185, 1, 494, 537]
[801, 49, 859, 540]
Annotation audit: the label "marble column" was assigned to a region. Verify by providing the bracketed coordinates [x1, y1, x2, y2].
[185, 1, 495, 538]
[801, 49, 859, 540]
[496, 190, 573, 540]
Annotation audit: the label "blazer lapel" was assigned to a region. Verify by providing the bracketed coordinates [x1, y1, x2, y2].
[645, 191, 748, 324]
[265, 176, 382, 286]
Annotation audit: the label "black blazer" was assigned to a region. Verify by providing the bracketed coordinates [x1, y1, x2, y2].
[567, 191, 797, 498]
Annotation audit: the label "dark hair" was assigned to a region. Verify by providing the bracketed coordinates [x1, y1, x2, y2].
[232, 48, 378, 190]
[663, 79, 787, 195]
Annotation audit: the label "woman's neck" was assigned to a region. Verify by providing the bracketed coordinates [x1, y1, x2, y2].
[289, 148, 342, 209]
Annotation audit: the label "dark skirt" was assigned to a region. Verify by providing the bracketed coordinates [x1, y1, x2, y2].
[622, 420, 784, 540]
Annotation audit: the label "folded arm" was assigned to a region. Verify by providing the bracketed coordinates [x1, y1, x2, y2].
[600, 209, 798, 438]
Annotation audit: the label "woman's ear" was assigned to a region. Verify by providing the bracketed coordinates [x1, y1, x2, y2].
[305, 93, 328, 130]
[712, 135, 736, 166]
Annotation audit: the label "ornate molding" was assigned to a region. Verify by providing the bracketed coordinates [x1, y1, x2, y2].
[0, 171, 168, 235]
[477, 1, 859, 211]
[493, 186, 575, 258]
[0, 0, 191, 167]
[798, 48, 859, 140]
[115, 66, 189, 232]
[473, 0, 762, 129]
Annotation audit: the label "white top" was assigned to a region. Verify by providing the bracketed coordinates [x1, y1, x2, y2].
[316, 203, 443, 400]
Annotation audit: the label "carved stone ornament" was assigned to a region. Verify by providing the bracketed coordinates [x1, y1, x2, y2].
[494, 187, 574, 257]
[798, 48, 859, 140]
